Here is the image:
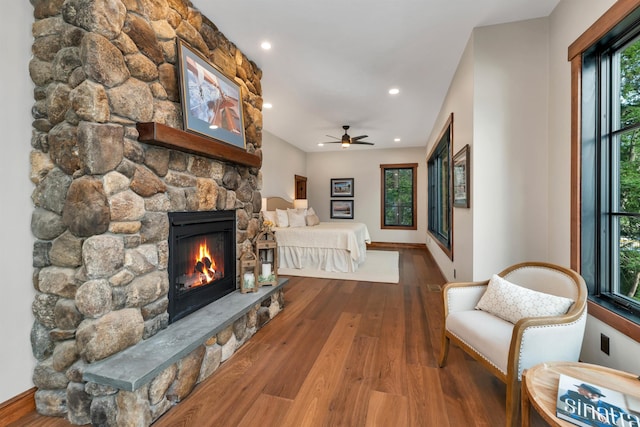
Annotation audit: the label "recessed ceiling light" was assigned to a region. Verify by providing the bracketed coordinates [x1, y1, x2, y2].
[388, 88, 400, 95]
[261, 41, 272, 50]
[394, 138, 401, 142]
[209, 125, 218, 130]
[263, 103, 273, 109]
[317, 143, 324, 147]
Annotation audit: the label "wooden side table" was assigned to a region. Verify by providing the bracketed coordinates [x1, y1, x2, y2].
[521, 361, 640, 427]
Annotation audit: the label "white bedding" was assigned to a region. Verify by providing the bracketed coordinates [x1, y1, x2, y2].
[274, 222, 371, 273]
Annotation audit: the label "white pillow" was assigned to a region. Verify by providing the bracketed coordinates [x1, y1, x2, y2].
[307, 207, 316, 216]
[263, 210, 277, 225]
[275, 208, 289, 227]
[287, 208, 307, 227]
[475, 274, 574, 324]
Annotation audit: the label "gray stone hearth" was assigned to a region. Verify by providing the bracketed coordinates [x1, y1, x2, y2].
[84, 281, 285, 392]
[81, 281, 285, 426]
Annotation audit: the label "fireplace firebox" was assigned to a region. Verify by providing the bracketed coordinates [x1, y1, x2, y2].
[168, 210, 236, 323]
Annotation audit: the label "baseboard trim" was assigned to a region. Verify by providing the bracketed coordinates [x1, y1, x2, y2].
[368, 241, 427, 250]
[0, 387, 36, 427]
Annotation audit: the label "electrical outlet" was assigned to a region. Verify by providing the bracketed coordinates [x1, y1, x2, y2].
[600, 333, 610, 355]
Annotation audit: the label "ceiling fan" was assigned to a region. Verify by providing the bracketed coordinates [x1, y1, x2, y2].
[322, 125, 374, 147]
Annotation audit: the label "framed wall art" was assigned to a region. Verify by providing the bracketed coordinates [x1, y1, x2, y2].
[330, 200, 354, 219]
[330, 178, 354, 197]
[177, 39, 246, 149]
[453, 144, 470, 208]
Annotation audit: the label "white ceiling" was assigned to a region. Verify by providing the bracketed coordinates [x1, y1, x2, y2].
[192, 0, 560, 152]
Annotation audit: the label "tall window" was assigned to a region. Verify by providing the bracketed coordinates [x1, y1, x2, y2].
[427, 114, 453, 257]
[380, 163, 417, 229]
[578, 8, 640, 321]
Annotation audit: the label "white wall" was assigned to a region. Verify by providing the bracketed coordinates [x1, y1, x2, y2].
[261, 130, 307, 201]
[306, 147, 426, 243]
[0, 2, 37, 403]
[583, 317, 640, 372]
[425, 38, 475, 282]
[472, 18, 551, 280]
[426, 18, 550, 282]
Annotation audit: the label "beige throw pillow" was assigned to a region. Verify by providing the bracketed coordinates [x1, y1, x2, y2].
[304, 207, 319, 225]
[475, 274, 574, 324]
[306, 213, 320, 226]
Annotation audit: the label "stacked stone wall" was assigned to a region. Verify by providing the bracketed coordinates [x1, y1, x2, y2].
[29, 0, 265, 423]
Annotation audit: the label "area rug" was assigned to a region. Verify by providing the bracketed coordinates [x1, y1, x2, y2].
[277, 250, 399, 283]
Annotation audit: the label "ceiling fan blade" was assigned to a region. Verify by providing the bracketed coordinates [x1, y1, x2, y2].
[319, 126, 374, 146]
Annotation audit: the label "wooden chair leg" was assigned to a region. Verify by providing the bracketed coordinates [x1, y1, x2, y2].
[438, 334, 450, 367]
[505, 378, 521, 427]
[521, 371, 531, 427]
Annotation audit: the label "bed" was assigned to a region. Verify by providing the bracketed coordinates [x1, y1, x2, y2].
[265, 197, 371, 273]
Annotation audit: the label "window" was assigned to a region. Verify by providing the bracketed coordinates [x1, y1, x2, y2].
[380, 163, 417, 230]
[427, 114, 453, 257]
[574, 6, 640, 323]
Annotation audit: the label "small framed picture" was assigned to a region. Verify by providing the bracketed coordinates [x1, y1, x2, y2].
[330, 200, 354, 219]
[453, 144, 470, 208]
[330, 178, 354, 197]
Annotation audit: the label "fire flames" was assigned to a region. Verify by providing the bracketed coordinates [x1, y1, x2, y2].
[176, 241, 223, 289]
[194, 243, 216, 284]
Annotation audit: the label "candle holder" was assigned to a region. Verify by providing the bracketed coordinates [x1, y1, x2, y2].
[254, 229, 278, 286]
[239, 248, 258, 293]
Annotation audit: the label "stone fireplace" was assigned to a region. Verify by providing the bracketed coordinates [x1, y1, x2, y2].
[28, 0, 284, 425]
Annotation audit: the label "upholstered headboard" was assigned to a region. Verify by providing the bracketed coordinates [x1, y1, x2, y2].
[265, 197, 293, 211]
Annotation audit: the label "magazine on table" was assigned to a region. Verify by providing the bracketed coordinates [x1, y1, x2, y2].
[556, 373, 640, 427]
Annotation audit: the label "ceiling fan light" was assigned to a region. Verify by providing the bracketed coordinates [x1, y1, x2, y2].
[342, 142, 350, 148]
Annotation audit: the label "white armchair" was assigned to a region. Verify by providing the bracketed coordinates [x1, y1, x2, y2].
[438, 262, 588, 427]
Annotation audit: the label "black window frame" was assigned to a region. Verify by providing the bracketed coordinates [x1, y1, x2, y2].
[427, 113, 453, 259]
[580, 8, 640, 323]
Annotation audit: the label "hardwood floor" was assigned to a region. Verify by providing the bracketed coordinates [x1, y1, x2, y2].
[8, 248, 550, 426]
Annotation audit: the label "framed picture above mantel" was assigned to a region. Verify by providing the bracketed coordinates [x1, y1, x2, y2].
[176, 39, 246, 150]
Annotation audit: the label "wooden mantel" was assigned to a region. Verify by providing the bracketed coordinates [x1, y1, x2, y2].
[136, 122, 261, 168]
